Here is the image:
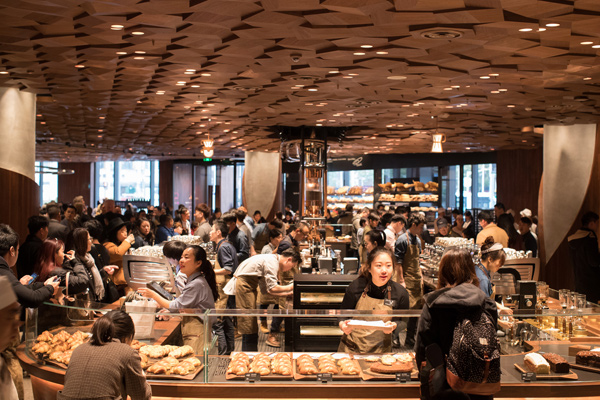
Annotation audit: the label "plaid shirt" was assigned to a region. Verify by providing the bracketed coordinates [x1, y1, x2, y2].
[59, 340, 151, 400]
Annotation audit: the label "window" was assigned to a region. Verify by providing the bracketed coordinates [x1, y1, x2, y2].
[116, 161, 151, 201]
[440, 163, 496, 211]
[94, 161, 159, 206]
[35, 161, 58, 205]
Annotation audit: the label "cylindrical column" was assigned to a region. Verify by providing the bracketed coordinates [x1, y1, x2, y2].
[0, 87, 39, 241]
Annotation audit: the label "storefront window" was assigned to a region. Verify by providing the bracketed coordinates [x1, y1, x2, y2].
[35, 161, 58, 205]
[97, 161, 114, 202]
[220, 165, 235, 212]
[116, 161, 151, 201]
[153, 161, 160, 205]
[440, 165, 460, 210]
[235, 163, 244, 208]
[173, 164, 193, 210]
[472, 163, 497, 209]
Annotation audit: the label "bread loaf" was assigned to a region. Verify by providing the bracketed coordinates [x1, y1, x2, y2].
[524, 353, 550, 374]
[576, 351, 600, 368]
[542, 353, 569, 373]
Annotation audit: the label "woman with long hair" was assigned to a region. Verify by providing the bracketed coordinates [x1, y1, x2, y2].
[477, 236, 507, 298]
[132, 218, 155, 249]
[58, 310, 151, 400]
[72, 228, 117, 303]
[139, 245, 217, 354]
[415, 248, 499, 400]
[33, 239, 89, 295]
[103, 218, 135, 294]
[338, 247, 409, 353]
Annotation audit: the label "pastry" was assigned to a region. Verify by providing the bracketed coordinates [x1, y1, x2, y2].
[370, 361, 413, 374]
[381, 355, 396, 366]
[338, 358, 360, 375]
[364, 355, 379, 362]
[147, 362, 170, 374]
[168, 345, 194, 358]
[395, 353, 414, 363]
[130, 340, 147, 350]
[524, 353, 550, 374]
[37, 331, 53, 342]
[541, 353, 569, 373]
[576, 351, 600, 368]
[32, 341, 52, 354]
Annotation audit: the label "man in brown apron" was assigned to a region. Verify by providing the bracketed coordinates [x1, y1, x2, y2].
[394, 213, 425, 348]
[338, 285, 396, 354]
[210, 221, 238, 355]
[235, 250, 301, 351]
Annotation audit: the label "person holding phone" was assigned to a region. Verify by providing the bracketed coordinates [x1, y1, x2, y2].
[33, 239, 89, 295]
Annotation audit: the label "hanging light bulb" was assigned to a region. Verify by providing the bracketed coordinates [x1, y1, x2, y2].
[431, 132, 445, 153]
[202, 147, 214, 158]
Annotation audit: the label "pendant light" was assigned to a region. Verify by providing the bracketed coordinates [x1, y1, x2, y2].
[202, 118, 215, 157]
[431, 133, 445, 153]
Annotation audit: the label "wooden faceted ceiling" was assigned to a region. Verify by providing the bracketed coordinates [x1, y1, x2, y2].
[1, 0, 600, 161]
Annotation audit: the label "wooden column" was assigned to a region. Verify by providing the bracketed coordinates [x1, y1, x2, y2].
[539, 124, 600, 289]
[496, 148, 543, 216]
[0, 167, 40, 241]
[159, 160, 173, 208]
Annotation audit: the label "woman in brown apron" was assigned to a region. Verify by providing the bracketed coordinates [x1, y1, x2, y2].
[339, 247, 410, 354]
[139, 245, 218, 355]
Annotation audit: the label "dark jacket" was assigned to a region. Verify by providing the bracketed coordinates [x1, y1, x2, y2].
[155, 225, 175, 244]
[48, 219, 68, 242]
[228, 227, 249, 263]
[50, 257, 90, 295]
[462, 221, 476, 240]
[568, 228, 600, 303]
[415, 282, 498, 368]
[16, 234, 43, 278]
[0, 256, 54, 309]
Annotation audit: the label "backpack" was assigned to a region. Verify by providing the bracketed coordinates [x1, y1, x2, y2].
[445, 308, 501, 395]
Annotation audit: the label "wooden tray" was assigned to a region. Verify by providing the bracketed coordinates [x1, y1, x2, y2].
[293, 358, 361, 381]
[514, 364, 578, 380]
[569, 362, 600, 374]
[225, 354, 293, 380]
[358, 359, 418, 381]
[146, 362, 204, 380]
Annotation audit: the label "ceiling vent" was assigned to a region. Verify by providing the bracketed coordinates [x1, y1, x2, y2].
[421, 29, 463, 39]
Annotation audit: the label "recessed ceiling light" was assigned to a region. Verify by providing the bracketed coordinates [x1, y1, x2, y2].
[116, 51, 127, 55]
[328, 70, 340, 74]
[480, 76, 490, 79]
[308, 88, 318, 91]
[134, 51, 146, 54]
[490, 90, 500, 94]
[443, 87, 453, 90]
[387, 76, 407, 80]
[581, 41, 594, 45]
[538, 28, 546, 32]
[201, 73, 211, 76]
[583, 77, 592, 80]
[360, 45, 373, 48]
[353, 52, 366, 55]
[507, 104, 516, 108]
[133, 56, 144, 60]
[111, 25, 124, 30]
[191, 85, 200, 88]
[343, 76, 353, 79]
[98, 129, 103, 132]
[593, 45, 600, 49]
[519, 28, 532, 32]
[99, 116, 105, 119]
[489, 73, 499, 77]
[36, 114, 42, 117]
[177, 81, 186, 84]
[348, 73, 358, 76]
[451, 85, 460, 88]
[75, 64, 85, 68]
[131, 31, 144, 35]
[522, 140, 527, 142]
[0, 71, 8, 75]
[498, 88, 508, 92]
[545, 23, 560, 27]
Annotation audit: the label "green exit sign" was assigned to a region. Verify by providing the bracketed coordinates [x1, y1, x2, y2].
[203, 158, 212, 162]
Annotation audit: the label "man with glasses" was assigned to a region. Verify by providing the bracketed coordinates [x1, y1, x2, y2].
[277, 222, 309, 254]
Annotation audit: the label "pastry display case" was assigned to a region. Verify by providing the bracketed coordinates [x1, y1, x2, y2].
[16, 294, 600, 399]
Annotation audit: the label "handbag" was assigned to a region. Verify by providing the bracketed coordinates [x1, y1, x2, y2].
[102, 278, 121, 304]
[61, 272, 92, 324]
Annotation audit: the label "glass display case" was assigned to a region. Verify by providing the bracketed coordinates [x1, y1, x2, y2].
[18, 295, 600, 398]
[326, 170, 374, 211]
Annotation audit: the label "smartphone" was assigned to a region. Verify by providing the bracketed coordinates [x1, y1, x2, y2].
[52, 276, 61, 283]
[27, 273, 38, 285]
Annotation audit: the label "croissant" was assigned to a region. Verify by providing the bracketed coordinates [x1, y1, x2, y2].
[53, 343, 69, 352]
[162, 356, 179, 366]
[252, 365, 271, 375]
[298, 363, 318, 375]
[318, 364, 338, 374]
[341, 364, 360, 375]
[37, 331, 53, 342]
[147, 362, 170, 374]
[183, 357, 201, 368]
[32, 342, 52, 354]
[227, 364, 249, 375]
[169, 345, 194, 358]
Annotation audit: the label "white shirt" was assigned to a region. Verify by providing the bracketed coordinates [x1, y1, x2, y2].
[235, 254, 280, 294]
[384, 226, 399, 251]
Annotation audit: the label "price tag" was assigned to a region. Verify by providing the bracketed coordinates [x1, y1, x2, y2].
[395, 372, 411, 383]
[521, 372, 536, 382]
[245, 373, 260, 382]
[317, 373, 333, 382]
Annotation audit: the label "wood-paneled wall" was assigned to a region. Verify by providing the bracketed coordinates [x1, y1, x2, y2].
[159, 160, 173, 208]
[496, 148, 543, 216]
[540, 125, 600, 289]
[0, 167, 40, 241]
[58, 162, 90, 205]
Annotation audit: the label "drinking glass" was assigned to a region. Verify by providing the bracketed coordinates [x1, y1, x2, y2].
[558, 289, 570, 309]
[569, 292, 578, 310]
[576, 294, 586, 311]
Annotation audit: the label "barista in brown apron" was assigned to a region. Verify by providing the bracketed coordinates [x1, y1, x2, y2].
[401, 230, 423, 348]
[339, 284, 394, 354]
[210, 222, 239, 355]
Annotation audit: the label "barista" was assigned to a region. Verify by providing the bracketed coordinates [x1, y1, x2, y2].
[339, 247, 409, 353]
[394, 213, 425, 348]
